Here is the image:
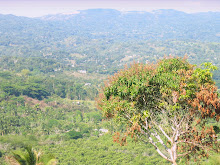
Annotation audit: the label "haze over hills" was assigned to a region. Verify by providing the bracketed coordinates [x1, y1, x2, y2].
[0, 9, 220, 42]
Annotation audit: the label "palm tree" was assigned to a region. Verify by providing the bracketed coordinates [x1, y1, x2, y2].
[5, 146, 57, 165]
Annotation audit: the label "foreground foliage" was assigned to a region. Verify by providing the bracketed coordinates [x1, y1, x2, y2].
[1, 134, 220, 165]
[5, 146, 57, 165]
[97, 57, 220, 164]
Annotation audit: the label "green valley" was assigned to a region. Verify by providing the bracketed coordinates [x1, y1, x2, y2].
[0, 9, 219, 165]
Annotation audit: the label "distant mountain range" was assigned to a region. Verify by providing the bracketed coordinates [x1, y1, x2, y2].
[0, 9, 219, 42]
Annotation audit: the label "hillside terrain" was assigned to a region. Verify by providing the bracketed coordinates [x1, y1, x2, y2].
[0, 9, 219, 164]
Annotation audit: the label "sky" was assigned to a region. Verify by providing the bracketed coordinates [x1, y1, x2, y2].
[0, 0, 219, 17]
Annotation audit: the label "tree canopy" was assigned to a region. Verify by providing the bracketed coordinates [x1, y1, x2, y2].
[97, 57, 220, 164]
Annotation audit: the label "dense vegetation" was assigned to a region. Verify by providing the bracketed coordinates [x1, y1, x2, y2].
[0, 9, 219, 164]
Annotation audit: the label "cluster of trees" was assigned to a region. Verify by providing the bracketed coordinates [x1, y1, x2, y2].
[0, 95, 102, 136]
[0, 70, 98, 100]
[0, 56, 64, 74]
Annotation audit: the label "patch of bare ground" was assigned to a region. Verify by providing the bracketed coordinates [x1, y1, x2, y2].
[23, 96, 48, 109]
[23, 96, 68, 109]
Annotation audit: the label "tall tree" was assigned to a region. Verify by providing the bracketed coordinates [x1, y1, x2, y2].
[97, 57, 220, 164]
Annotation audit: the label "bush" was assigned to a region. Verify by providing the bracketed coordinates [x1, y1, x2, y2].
[67, 130, 83, 139]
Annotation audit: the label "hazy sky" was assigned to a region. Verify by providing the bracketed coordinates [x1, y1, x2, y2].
[0, 0, 220, 17]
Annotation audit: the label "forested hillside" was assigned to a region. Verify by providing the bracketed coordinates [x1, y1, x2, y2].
[1, 9, 220, 42]
[0, 9, 219, 164]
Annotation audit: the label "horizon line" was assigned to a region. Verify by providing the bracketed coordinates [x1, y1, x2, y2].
[1, 8, 220, 18]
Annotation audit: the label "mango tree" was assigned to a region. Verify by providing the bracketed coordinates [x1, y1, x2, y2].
[97, 57, 220, 164]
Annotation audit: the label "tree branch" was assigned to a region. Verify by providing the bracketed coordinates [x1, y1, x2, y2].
[158, 125, 172, 141]
[138, 125, 172, 162]
[147, 135, 172, 162]
[177, 150, 193, 157]
[151, 131, 169, 151]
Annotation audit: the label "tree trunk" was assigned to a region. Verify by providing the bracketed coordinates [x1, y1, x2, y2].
[172, 161, 177, 165]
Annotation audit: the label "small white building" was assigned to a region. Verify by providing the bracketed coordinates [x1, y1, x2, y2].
[78, 70, 87, 74]
[99, 129, 109, 133]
